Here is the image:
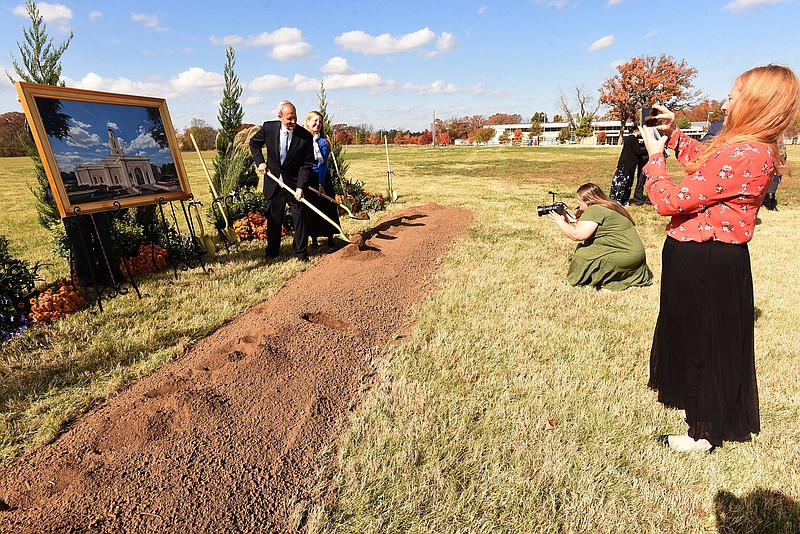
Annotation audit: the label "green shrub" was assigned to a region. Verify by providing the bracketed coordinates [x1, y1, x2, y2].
[0, 235, 42, 343]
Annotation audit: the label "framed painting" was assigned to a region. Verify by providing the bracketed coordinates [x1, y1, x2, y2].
[15, 82, 191, 217]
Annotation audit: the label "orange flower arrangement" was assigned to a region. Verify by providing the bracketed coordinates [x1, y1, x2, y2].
[121, 244, 169, 276]
[29, 278, 85, 325]
[233, 212, 269, 240]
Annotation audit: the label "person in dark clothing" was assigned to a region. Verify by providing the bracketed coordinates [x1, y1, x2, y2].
[248, 101, 316, 261]
[609, 131, 649, 206]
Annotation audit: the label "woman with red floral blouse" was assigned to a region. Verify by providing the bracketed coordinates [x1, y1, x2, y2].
[640, 65, 800, 453]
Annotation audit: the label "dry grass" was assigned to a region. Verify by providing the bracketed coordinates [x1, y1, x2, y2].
[3, 145, 800, 532]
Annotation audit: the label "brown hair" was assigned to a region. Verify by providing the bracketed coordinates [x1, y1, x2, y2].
[688, 65, 800, 173]
[576, 182, 635, 224]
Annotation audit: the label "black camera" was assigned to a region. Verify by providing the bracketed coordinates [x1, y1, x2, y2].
[537, 201, 567, 217]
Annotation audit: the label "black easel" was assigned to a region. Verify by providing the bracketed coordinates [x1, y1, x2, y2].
[156, 196, 209, 277]
[70, 205, 141, 312]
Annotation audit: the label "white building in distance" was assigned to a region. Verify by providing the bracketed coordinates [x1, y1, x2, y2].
[487, 120, 708, 146]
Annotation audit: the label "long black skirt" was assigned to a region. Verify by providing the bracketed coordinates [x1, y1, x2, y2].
[648, 237, 760, 446]
[308, 178, 341, 240]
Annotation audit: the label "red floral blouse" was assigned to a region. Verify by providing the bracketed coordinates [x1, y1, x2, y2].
[644, 129, 775, 244]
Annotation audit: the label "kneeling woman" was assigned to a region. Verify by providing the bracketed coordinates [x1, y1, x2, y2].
[549, 183, 651, 290]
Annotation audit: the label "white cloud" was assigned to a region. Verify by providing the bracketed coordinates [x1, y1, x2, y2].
[65, 121, 101, 149]
[270, 41, 313, 61]
[66, 72, 165, 97]
[335, 28, 452, 55]
[210, 27, 313, 60]
[323, 73, 393, 92]
[401, 80, 483, 95]
[428, 32, 456, 57]
[534, 0, 568, 7]
[12, 2, 73, 32]
[88, 10, 102, 21]
[477, 5, 489, 14]
[128, 128, 160, 151]
[321, 56, 355, 74]
[169, 67, 224, 93]
[131, 12, 168, 32]
[245, 95, 264, 106]
[291, 74, 320, 92]
[645, 29, 659, 38]
[107, 122, 119, 130]
[54, 151, 89, 171]
[249, 74, 292, 92]
[724, 0, 791, 10]
[587, 35, 615, 52]
[607, 0, 625, 5]
[66, 68, 221, 98]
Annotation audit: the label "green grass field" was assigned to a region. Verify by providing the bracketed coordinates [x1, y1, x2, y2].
[2, 145, 800, 533]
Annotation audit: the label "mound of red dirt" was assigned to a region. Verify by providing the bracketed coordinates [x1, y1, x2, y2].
[0, 203, 472, 532]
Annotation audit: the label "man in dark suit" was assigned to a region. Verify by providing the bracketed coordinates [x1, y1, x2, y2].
[249, 101, 316, 261]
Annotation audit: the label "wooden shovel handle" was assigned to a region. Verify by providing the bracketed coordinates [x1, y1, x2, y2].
[190, 133, 231, 229]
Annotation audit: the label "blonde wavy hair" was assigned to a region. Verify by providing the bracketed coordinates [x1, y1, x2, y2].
[304, 111, 326, 138]
[687, 65, 800, 173]
[576, 183, 635, 225]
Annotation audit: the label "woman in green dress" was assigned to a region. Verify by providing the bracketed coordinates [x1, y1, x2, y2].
[549, 183, 651, 291]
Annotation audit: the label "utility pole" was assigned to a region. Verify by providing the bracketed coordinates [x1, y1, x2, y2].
[432, 110, 436, 147]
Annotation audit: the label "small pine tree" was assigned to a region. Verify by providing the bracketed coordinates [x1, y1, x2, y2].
[317, 82, 350, 195]
[7, 0, 72, 230]
[575, 115, 594, 142]
[212, 46, 257, 194]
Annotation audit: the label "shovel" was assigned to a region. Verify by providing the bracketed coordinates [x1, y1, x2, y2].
[329, 149, 356, 215]
[189, 200, 217, 256]
[189, 133, 240, 245]
[309, 187, 369, 220]
[384, 135, 398, 201]
[263, 170, 350, 242]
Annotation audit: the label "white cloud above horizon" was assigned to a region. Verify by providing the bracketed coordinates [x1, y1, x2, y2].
[64, 67, 223, 98]
[12, 2, 72, 33]
[131, 12, 168, 32]
[320, 57, 355, 75]
[335, 28, 453, 56]
[587, 35, 615, 52]
[724, 0, 793, 11]
[210, 28, 313, 61]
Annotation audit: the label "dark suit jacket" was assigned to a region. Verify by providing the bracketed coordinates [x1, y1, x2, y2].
[249, 121, 315, 198]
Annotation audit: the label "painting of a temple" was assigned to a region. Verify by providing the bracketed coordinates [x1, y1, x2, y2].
[73, 129, 172, 194]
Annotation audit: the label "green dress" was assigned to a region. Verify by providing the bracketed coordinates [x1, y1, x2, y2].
[567, 204, 651, 290]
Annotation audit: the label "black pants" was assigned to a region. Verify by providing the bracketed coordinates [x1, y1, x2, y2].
[267, 189, 308, 259]
[632, 170, 651, 205]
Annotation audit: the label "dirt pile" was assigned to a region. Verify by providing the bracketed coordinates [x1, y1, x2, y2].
[0, 203, 473, 533]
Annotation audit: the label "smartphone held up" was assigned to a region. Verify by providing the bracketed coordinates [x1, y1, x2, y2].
[638, 107, 662, 140]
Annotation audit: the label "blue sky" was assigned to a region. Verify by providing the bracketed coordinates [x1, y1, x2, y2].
[1, 0, 798, 132]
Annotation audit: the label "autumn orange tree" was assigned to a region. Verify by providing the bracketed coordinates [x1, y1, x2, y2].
[599, 54, 701, 141]
[682, 99, 725, 123]
[485, 113, 523, 125]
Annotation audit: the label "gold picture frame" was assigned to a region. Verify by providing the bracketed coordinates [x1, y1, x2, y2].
[16, 82, 191, 217]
